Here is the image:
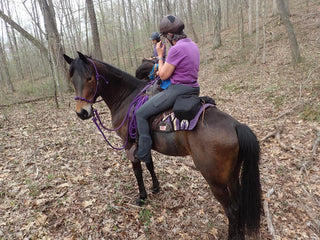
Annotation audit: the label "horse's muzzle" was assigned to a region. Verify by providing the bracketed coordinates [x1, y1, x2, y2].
[76, 108, 92, 120]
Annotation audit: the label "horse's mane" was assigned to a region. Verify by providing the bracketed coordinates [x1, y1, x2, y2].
[70, 55, 143, 88]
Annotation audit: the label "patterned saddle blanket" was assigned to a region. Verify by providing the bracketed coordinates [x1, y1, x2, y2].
[151, 103, 215, 132]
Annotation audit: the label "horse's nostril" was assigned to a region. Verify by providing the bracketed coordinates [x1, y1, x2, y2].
[77, 109, 90, 120]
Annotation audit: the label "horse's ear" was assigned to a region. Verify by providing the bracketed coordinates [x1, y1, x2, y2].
[63, 54, 74, 65]
[77, 51, 89, 64]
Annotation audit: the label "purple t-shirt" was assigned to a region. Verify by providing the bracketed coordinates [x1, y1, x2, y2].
[166, 38, 200, 87]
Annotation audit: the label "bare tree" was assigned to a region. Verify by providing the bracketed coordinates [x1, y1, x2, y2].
[86, 0, 103, 60]
[255, 0, 260, 57]
[38, 0, 66, 101]
[262, 0, 267, 63]
[248, 0, 253, 34]
[187, 0, 199, 43]
[276, 0, 301, 64]
[0, 40, 14, 92]
[128, 0, 138, 66]
[3, 0, 24, 81]
[238, 0, 244, 48]
[213, 0, 222, 48]
[272, 0, 278, 16]
[0, 9, 48, 56]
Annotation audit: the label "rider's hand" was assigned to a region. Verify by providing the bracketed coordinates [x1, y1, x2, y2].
[156, 41, 165, 58]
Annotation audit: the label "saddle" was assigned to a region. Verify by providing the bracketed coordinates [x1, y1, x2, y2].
[150, 96, 216, 132]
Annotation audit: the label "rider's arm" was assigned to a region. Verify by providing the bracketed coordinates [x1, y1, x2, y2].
[156, 41, 175, 80]
[157, 60, 175, 80]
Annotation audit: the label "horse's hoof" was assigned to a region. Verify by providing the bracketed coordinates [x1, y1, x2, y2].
[151, 186, 160, 194]
[136, 198, 146, 206]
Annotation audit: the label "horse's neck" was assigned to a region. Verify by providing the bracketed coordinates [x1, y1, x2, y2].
[98, 63, 145, 128]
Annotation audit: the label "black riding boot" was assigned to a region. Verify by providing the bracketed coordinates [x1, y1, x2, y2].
[134, 136, 152, 163]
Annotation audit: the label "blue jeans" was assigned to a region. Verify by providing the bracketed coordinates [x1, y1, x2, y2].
[135, 84, 200, 161]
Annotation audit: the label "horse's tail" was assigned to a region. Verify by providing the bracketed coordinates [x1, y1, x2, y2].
[235, 124, 262, 235]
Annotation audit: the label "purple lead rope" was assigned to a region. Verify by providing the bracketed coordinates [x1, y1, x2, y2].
[92, 79, 157, 150]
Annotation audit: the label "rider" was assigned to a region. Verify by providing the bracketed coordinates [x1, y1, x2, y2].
[135, 15, 200, 163]
[150, 32, 166, 63]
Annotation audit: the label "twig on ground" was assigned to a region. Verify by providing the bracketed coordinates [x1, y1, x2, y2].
[261, 125, 283, 142]
[273, 103, 303, 120]
[263, 188, 276, 240]
[275, 131, 289, 151]
[312, 131, 320, 156]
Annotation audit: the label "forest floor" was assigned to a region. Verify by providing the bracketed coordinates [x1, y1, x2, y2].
[1, 1, 320, 240]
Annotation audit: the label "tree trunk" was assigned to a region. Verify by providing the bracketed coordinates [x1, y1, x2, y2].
[255, 0, 260, 56]
[117, 0, 127, 68]
[213, 0, 222, 48]
[86, 0, 103, 60]
[3, 0, 24, 81]
[0, 40, 14, 92]
[121, 0, 133, 66]
[128, 0, 138, 66]
[238, 0, 245, 48]
[276, 0, 302, 64]
[262, 0, 266, 63]
[38, 0, 66, 100]
[110, 0, 121, 67]
[248, 0, 253, 34]
[187, 0, 199, 43]
[272, 0, 278, 16]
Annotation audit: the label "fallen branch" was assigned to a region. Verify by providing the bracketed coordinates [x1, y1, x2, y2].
[0, 96, 55, 109]
[312, 131, 320, 156]
[275, 131, 289, 151]
[261, 125, 283, 142]
[273, 103, 303, 120]
[263, 188, 276, 240]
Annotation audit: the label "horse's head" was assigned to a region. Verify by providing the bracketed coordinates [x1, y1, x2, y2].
[135, 58, 156, 81]
[63, 52, 98, 120]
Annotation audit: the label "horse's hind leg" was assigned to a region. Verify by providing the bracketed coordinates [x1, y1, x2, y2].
[145, 158, 160, 194]
[131, 161, 147, 206]
[227, 176, 245, 240]
[209, 183, 244, 240]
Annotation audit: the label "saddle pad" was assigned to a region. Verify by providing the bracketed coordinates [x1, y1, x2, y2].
[151, 104, 215, 132]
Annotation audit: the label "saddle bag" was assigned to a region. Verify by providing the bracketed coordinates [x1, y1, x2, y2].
[173, 95, 202, 121]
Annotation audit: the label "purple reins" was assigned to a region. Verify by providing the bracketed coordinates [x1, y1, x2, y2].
[75, 58, 156, 150]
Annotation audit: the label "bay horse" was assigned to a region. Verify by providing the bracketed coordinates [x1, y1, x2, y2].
[63, 52, 261, 240]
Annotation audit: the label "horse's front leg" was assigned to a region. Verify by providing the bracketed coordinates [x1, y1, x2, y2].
[145, 157, 160, 194]
[131, 161, 147, 206]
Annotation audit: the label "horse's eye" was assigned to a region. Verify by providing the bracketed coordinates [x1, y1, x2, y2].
[87, 77, 92, 82]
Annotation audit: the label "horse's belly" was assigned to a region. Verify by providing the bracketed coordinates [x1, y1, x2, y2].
[151, 131, 189, 156]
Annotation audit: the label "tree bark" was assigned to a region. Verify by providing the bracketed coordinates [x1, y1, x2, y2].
[38, 0, 66, 99]
[121, 0, 133, 66]
[128, 0, 138, 66]
[3, 0, 24, 81]
[213, 0, 222, 48]
[255, 0, 260, 57]
[0, 40, 14, 92]
[248, 0, 253, 34]
[272, 0, 278, 16]
[276, 0, 302, 64]
[238, 0, 245, 48]
[86, 0, 103, 60]
[187, 0, 199, 43]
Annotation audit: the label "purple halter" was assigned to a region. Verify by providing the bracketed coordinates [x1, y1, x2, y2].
[74, 58, 156, 150]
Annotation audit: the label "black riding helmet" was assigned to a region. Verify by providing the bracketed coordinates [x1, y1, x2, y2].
[159, 15, 184, 35]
